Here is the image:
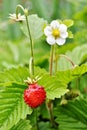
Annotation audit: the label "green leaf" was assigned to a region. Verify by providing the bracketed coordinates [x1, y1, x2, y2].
[68, 31, 74, 38]
[0, 66, 29, 84]
[10, 119, 32, 130]
[63, 19, 74, 27]
[29, 67, 68, 100]
[38, 122, 50, 130]
[39, 75, 68, 100]
[56, 64, 87, 84]
[21, 14, 47, 39]
[79, 74, 87, 93]
[55, 98, 87, 130]
[0, 83, 32, 130]
[25, 67, 68, 100]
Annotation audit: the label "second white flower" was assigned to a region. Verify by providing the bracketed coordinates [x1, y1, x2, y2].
[44, 20, 68, 46]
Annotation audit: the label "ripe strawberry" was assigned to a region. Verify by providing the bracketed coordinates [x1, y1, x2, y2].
[24, 83, 46, 108]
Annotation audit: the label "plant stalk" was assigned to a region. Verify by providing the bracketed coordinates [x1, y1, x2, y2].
[59, 54, 76, 67]
[47, 100, 57, 129]
[16, 4, 34, 77]
[16, 4, 25, 19]
[48, 45, 57, 129]
[25, 15, 34, 77]
[76, 77, 80, 89]
[35, 109, 39, 130]
[54, 45, 58, 72]
[49, 45, 54, 75]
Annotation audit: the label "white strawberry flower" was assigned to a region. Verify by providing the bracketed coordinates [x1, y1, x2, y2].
[9, 13, 25, 22]
[44, 20, 68, 46]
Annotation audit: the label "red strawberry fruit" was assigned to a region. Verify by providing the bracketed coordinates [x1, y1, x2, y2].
[24, 83, 46, 108]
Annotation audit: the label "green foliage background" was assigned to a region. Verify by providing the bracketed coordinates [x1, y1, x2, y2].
[0, 0, 87, 130]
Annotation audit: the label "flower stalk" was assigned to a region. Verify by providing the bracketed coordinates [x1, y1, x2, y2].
[16, 4, 25, 19]
[54, 45, 58, 72]
[49, 45, 54, 75]
[16, 4, 34, 77]
[47, 45, 57, 129]
[59, 54, 76, 67]
[25, 15, 34, 77]
[59, 54, 79, 89]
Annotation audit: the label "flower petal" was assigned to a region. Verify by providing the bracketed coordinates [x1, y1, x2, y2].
[9, 13, 25, 22]
[59, 24, 67, 32]
[50, 20, 60, 29]
[60, 32, 68, 38]
[56, 38, 66, 45]
[44, 26, 52, 36]
[46, 36, 56, 45]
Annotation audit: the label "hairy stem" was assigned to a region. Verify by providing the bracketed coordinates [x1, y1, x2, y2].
[48, 45, 57, 128]
[47, 100, 57, 129]
[49, 45, 54, 75]
[54, 45, 58, 72]
[59, 54, 76, 67]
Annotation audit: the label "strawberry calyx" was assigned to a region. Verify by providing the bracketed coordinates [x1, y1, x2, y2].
[24, 76, 41, 85]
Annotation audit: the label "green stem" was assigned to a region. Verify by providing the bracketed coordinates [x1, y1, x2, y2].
[47, 100, 57, 129]
[48, 45, 57, 128]
[49, 45, 54, 75]
[16, 4, 25, 18]
[59, 54, 76, 67]
[35, 109, 39, 130]
[60, 54, 79, 89]
[16, 4, 34, 77]
[54, 45, 58, 72]
[25, 15, 34, 77]
[76, 77, 80, 89]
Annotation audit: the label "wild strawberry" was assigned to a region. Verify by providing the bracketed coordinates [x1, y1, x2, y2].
[24, 83, 46, 108]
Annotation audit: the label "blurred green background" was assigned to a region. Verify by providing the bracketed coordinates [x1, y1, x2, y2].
[0, 0, 87, 70]
[0, 0, 87, 41]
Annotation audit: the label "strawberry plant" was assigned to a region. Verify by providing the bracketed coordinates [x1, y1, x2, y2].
[0, 2, 87, 130]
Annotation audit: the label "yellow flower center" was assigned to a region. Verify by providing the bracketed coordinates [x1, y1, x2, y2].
[52, 29, 60, 38]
